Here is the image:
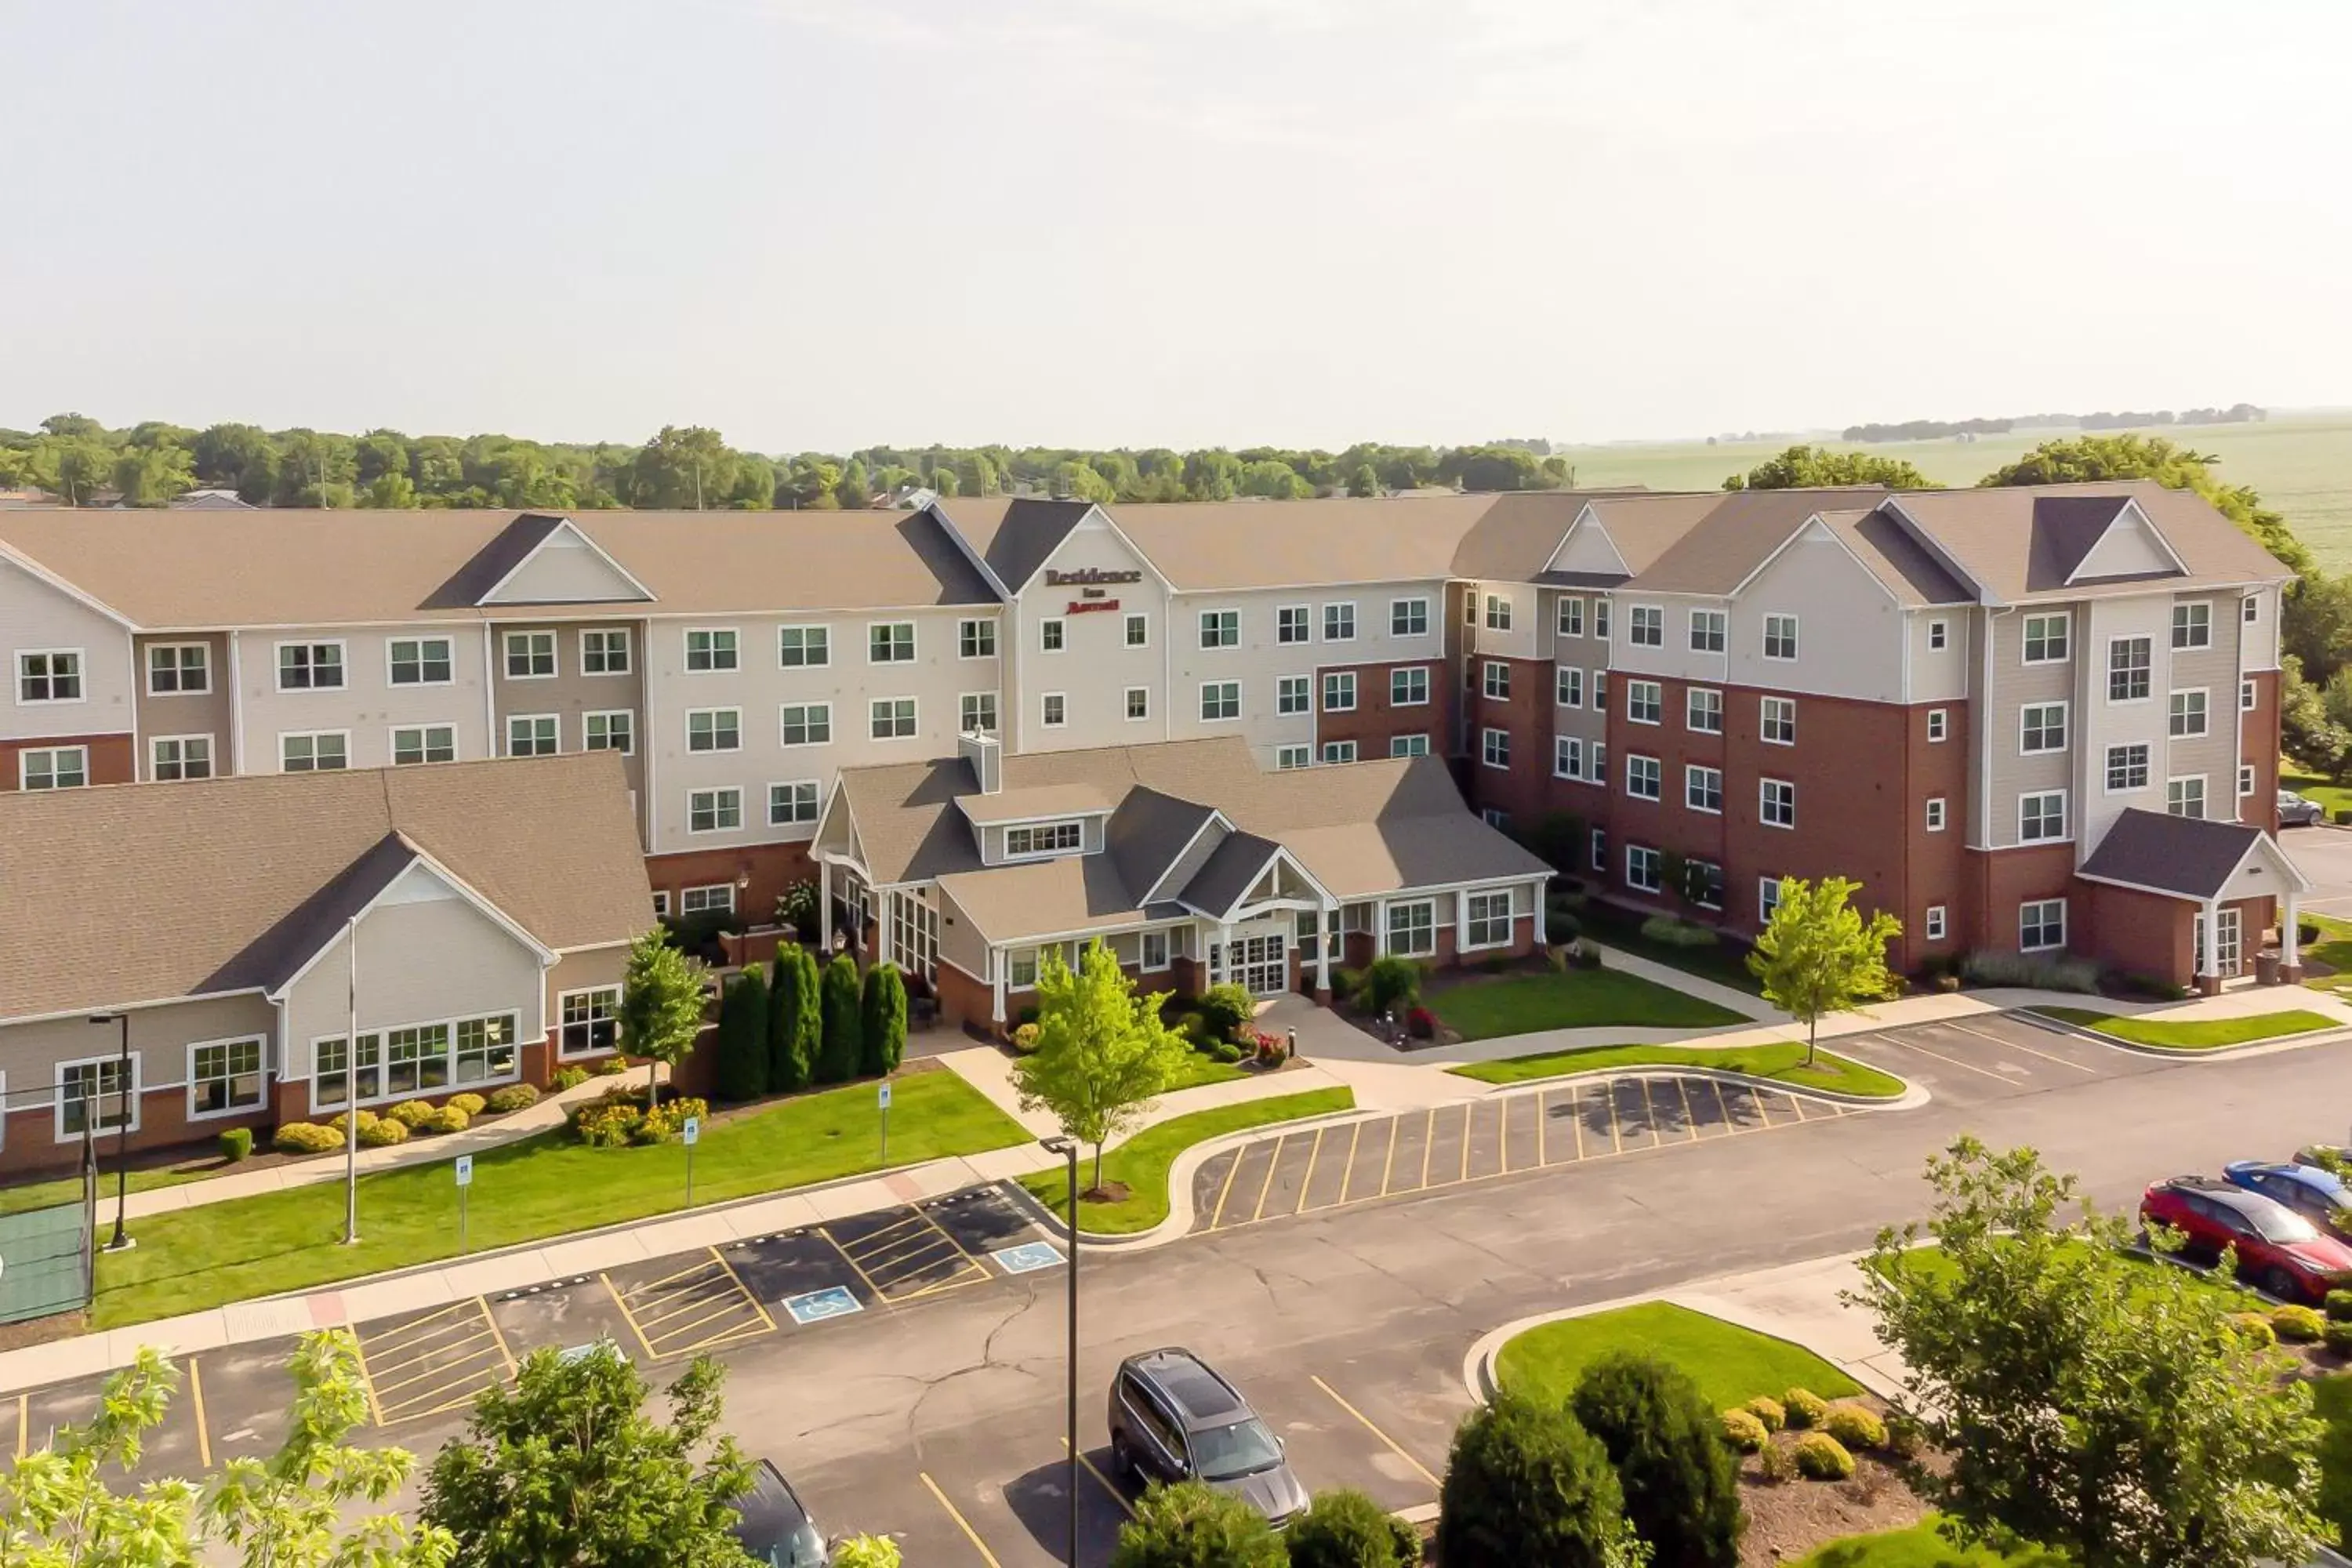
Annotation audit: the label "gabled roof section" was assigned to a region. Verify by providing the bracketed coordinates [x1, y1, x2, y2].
[956, 782, 1115, 828]
[2057, 497, 2188, 586]
[1105, 788, 1221, 905]
[473, 515, 657, 606]
[1178, 832, 1287, 918]
[2076, 808, 2308, 901]
[955, 498, 1098, 594]
[1626, 488, 1888, 597]
[257, 842, 561, 1000]
[1883, 482, 2285, 603]
[1533, 504, 1633, 585]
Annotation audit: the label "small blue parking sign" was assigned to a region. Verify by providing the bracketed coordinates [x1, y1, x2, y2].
[682, 1116, 700, 1146]
[782, 1286, 863, 1325]
[992, 1240, 1065, 1276]
[454, 1155, 472, 1186]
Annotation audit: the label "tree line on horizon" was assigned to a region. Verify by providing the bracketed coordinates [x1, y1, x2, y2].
[1841, 402, 2266, 442]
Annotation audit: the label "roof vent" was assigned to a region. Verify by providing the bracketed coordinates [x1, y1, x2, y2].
[959, 729, 1001, 795]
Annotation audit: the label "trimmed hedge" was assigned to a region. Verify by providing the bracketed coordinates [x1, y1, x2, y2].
[385, 1099, 435, 1129]
[1792, 1432, 1855, 1479]
[2228, 1311, 2278, 1348]
[1281, 1487, 1420, 1568]
[446, 1092, 487, 1117]
[483, 1083, 539, 1113]
[419, 1106, 469, 1135]
[1571, 1352, 1744, 1568]
[2276, 1305, 2326, 1343]
[1822, 1403, 1887, 1450]
[1782, 1388, 1829, 1428]
[217, 1127, 253, 1162]
[358, 1117, 411, 1148]
[1743, 1396, 1787, 1432]
[1719, 1408, 1768, 1452]
[273, 1122, 343, 1155]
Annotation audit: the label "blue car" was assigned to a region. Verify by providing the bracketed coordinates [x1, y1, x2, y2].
[2224, 1160, 2352, 1239]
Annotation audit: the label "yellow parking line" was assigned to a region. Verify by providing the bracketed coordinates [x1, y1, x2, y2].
[852, 1214, 966, 1268]
[708, 1247, 779, 1333]
[188, 1357, 212, 1470]
[373, 1341, 503, 1397]
[481, 1300, 520, 1375]
[1298, 1127, 1327, 1209]
[1745, 1082, 1776, 1127]
[1569, 1084, 1585, 1160]
[841, 1214, 930, 1256]
[601, 1271, 663, 1362]
[1209, 1149, 1245, 1229]
[1064, 1436, 1137, 1516]
[1310, 1375, 1439, 1490]
[1537, 1091, 1548, 1167]
[634, 1283, 740, 1331]
[372, 1298, 481, 1336]
[367, 1325, 502, 1379]
[891, 1258, 991, 1301]
[1380, 1115, 1399, 1196]
[1638, 1076, 1657, 1140]
[1335, 1120, 1363, 1204]
[347, 1328, 387, 1425]
[15, 1393, 25, 1459]
[1457, 1102, 1472, 1184]
[644, 1297, 758, 1348]
[1704, 1078, 1745, 1134]
[920, 1472, 1004, 1568]
[630, 1256, 735, 1294]
[1943, 1017, 2100, 1073]
[364, 1310, 495, 1362]
[381, 1367, 504, 1420]
[1606, 1080, 1622, 1154]
[1500, 1097, 1515, 1174]
[1419, 1108, 1435, 1189]
[1250, 1135, 1289, 1222]
[1674, 1076, 1698, 1142]
[818, 1229, 893, 1304]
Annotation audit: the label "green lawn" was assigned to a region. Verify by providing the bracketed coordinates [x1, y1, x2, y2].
[0, 1160, 224, 1219]
[1018, 1088, 1355, 1236]
[1792, 1517, 2068, 1567]
[90, 1070, 1029, 1330]
[1493, 1301, 1861, 1413]
[1448, 1039, 1904, 1098]
[2302, 911, 2352, 996]
[2031, 1004, 2340, 1049]
[2284, 767, 2352, 822]
[1166, 1051, 1250, 1091]
[2314, 1374, 2352, 1552]
[1428, 968, 1749, 1042]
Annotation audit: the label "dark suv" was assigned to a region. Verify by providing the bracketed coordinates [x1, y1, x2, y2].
[1108, 1348, 1308, 1527]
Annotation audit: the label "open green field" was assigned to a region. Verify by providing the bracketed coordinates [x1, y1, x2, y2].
[1556, 413, 2352, 570]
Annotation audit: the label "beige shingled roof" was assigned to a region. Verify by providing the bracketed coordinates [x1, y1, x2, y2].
[0, 753, 650, 1020]
[1888, 481, 2292, 601]
[0, 507, 996, 628]
[956, 782, 1115, 827]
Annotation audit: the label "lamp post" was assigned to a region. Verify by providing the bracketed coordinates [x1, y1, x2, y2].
[85, 1013, 133, 1251]
[343, 915, 360, 1245]
[1040, 1134, 1080, 1567]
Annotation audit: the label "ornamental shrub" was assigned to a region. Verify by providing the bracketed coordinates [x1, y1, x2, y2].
[218, 1127, 253, 1162]
[358, 1116, 411, 1148]
[816, 953, 864, 1084]
[1821, 1403, 1887, 1451]
[1211, 1040, 1243, 1064]
[1359, 956, 1420, 1016]
[2274, 1305, 2325, 1343]
[1198, 982, 1258, 1040]
[1755, 1442, 1796, 1483]
[1781, 1388, 1829, 1428]
[272, 1122, 343, 1155]
[419, 1106, 470, 1135]
[860, 962, 908, 1076]
[1571, 1352, 1744, 1568]
[386, 1100, 435, 1129]
[715, 966, 772, 1104]
[1742, 1396, 1786, 1432]
[1406, 1005, 1438, 1040]
[1435, 1389, 1639, 1568]
[552, 1066, 591, 1091]
[2325, 1320, 2352, 1355]
[1283, 1487, 1420, 1568]
[1718, 1409, 1768, 1452]
[1011, 1022, 1041, 1053]
[2326, 1288, 2352, 1323]
[635, 1095, 710, 1145]
[1108, 1479, 1285, 1568]
[327, 1109, 376, 1134]
[769, 943, 822, 1093]
[483, 1083, 539, 1113]
[1791, 1432, 1854, 1480]
[594, 1054, 629, 1076]
[446, 1092, 487, 1116]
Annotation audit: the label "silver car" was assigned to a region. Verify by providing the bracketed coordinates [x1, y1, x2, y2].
[2280, 789, 2327, 828]
[1108, 1348, 1308, 1527]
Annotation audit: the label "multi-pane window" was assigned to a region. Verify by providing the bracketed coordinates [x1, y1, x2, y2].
[191, 1038, 264, 1117]
[769, 781, 821, 826]
[1927, 708, 1948, 742]
[1483, 595, 1511, 633]
[2240, 764, 2256, 797]
[1760, 778, 1796, 828]
[2241, 678, 2256, 712]
[2108, 636, 2151, 702]
[281, 732, 347, 771]
[1759, 877, 1783, 921]
[2020, 898, 2066, 952]
[2020, 790, 2067, 842]
[1626, 845, 1662, 894]
[1685, 859, 1725, 910]
[152, 735, 212, 779]
[1391, 598, 1429, 637]
[1275, 744, 1311, 771]
[1125, 688, 1149, 720]
[2245, 596, 2260, 624]
[1593, 599, 1611, 640]
[146, 643, 209, 694]
[22, 746, 87, 789]
[681, 884, 735, 915]
[960, 693, 998, 735]
[1628, 605, 1664, 646]
[1464, 891, 1512, 949]
[2166, 776, 2206, 819]
[1554, 736, 1583, 779]
[687, 708, 741, 752]
[869, 622, 915, 662]
[581, 629, 630, 674]
[1040, 619, 1065, 652]
[1393, 666, 1430, 706]
[959, 619, 996, 659]
[2020, 702, 2067, 754]
[1123, 613, 1149, 647]
[1323, 603, 1356, 641]
[780, 703, 831, 746]
[1483, 662, 1512, 701]
[1762, 614, 1799, 660]
[1556, 597, 1587, 639]
[1592, 670, 1607, 703]
[778, 625, 829, 666]
[1761, 696, 1796, 745]
[60, 1058, 134, 1137]
[278, 642, 345, 690]
[311, 1034, 376, 1110]
[1481, 728, 1511, 768]
[1685, 764, 1723, 814]
[1626, 680, 1662, 724]
[1142, 929, 1172, 971]
[1323, 672, 1356, 712]
[2023, 612, 2071, 663]
[2168, 689, 2209, 737]
[1555, 666, 1582, 708]
[1277, 605, 1312, 644]
[1590, 740, 1606, 782]
[561, 987, 621, 1056]
[2106, 743, 2150, 792]
[1926, 906, 1947, 941]
[1277, 675, 1312, 715]
[392, 725, 456, 765]
[389, 637, 453, 685]
[688, 786, 742, 833]
[503, 631, 555, 679]
[1927, 619, 1948, 652]
[1041, 693, 1067, 728]
[685, 628, 739, 671]
[1392, 734, 1428, 758]
[455, 1014, 516, 1083]
[2171, 601, 2211, 649]
[1320, 740, 1357, 764]
[1199, 610, 1239, 648]
[585, 710, 634, 753]
[1626, 754, 1662, 800]
[1686, 688, 1722, 734]
[1688, 609, 1726, 653]
[1006, 820, 1084, 857]
[1201, 681, 1240, 720]
[1925, 797, 1947, 831]
[869, 697, 916, 739]
[1386, 900, 1437, 957]
[506, 716, 557, 757]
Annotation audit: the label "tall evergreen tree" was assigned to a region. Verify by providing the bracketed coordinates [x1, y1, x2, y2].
[816, 953, 864, 1083]
[768, 944, 822, 1093]
[858, 963, 908, 1077]
[713, 967, 770, 1104]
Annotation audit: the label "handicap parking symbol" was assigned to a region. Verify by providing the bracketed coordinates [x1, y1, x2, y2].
[782, 1285, 864, 1326]
[991, 1240, 1066, 1276]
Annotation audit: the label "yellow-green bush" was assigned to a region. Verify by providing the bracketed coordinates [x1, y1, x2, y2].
[357, 1116, 411, 1148]
[1792, 1432, 1854, 1479]
[385, 1099, 435, 1128]
[1782, 1388, 1829, 1428]
[1719, 1408, 1768, 1452]
[1822, 1403, 1887, 1450]
[272, 1122, 344, 1155]
[1743, 1396, 1786, 1432]
[419, 1105, 470, 1135]
[446, 1092, 487, 1117]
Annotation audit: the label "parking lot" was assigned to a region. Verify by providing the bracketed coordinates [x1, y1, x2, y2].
[1830, 1010, 2169, 1108]
[1189, 1071, 1857, 1233]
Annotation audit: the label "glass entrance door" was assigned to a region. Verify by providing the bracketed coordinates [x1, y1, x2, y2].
[1210, 928, 1291, 996]
[2194, 907, 2242, 975]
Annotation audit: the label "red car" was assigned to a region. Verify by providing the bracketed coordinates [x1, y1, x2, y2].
[2140, 1174, 2352, 1304]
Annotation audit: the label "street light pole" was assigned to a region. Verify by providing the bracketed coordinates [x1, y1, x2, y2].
[1041, 1134, 1080, 1567]
[343, 915, 361, 1245]
[86, 1014, 133, 1251]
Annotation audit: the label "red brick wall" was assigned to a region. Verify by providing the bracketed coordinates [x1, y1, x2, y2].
[645, 840, 816, 925]
[1966, 844, 2078, 955]
[935, 961, 995, 1031]
[1465, 655, 1555, 826]
[2082, 881, 2191, 985]
[0, 732, 133, 790]
[2243, 668, 2281, 831]
[1315, 657, 1455, 762]
[0, 1085, 274, 1177]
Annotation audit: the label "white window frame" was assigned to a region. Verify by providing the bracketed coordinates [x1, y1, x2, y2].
[1759, 877, 1783, 922]
[1626, 679, 1662, 726]
[1394, 666, 1430, 707]
[387, 635, 455, 687]
[680, 884, 735, 916]
[1686, 687, 1722, 734]
[2168, 688, 2209, 739]
[1199, 609, 1239, 649]
[1322, 671, 1357, 713]
[1276, 604, 1312, 645]
[1593, 599, 1611, 640]
[583, 710, 635, 755]
[2245, 595, 2260, 624]
[1276, 675, 1311, 717]
[151, 733, 214, 780]
[2241, 678, 2256, 712]
[2107, 635, 2152, 703]
[687, 786, 743, 834]
[2105, 743, 2151, 793]
[2019, 701, 2067, 755]
[2020, 898, 2067, 953]
[777, 624, 830, 668]
[1688, 608, 1726, 654]
[275, 639, 348, 692]
[1200, 681, 1241, 722]
[1462, 890, 1514, 951]
[1323, 601, 1358, 641]
[779, 702, 833, 747]
[1592, 828, 1608, 873]
[1762, 614, 1799, 661]
[2171, 601, 2212, 650]
[1625, 844, 1662, 894]
[1554, 735, 1583, 780]
[579, 627, 631, 676]
[1482, 594, 1511, 633]
[1557, 597, 1584, 637]
[390, 724, 457, 766]
[2018, 789, 2068, 843]
[1124, 687, 1149, 722]
[187, 1035, 267, 1122]
[1685, 764, 1722, 815]
[768, 779, 822, 827]
[1320, 740, 1356, 764]
[16, 648, 85, 706]
[20, 745, 89, 790]
[1925, 905, 1947, 942]
[145, 641, 211, 695]
[501, 630, 556, 681]
[1482, 660, 1511, 701]
[2023, 612, 2071, 665]
[1760, 778, 1796, 829]
[1927, 619, 1948, 652]
[2240, 764, 2256, 797]
[960, 691, 1000, 735]
[686, 706, 742, 753]
[57, 1053, 139, 1142]
[1626, 754, 1662, 800]
[651, 890, 671, 917]
[1040, 692, 1068, 728]
[1385, 900, 1437, 958]
[2166, 775, 2207, 819]
[1392, 733, 1429, 759]
[506, 713, 559, 757]
[1627, 604, 1664, 647]
[556, 985, 622, 1058]
[1123, 613, 1149, 648]
[867, 621, 916, 664]
[1926, 796, 1947, 832]
[1481, 727, 1510, 770]
[1141, 928, 1172, 971]
[1555, 666, 1582, 710]
[957, 618, 996, 659]
[1592, 669, 1607, 704]
[1928, 708, 1949, 743]
[278, 730, 350, 773]
[684, 626, 740, 673]
[1390, 597, 1430, 637]
[869, 696, 918, 740]
[1761, 695, 1796, 746]
[1275, 743, 1312, 771]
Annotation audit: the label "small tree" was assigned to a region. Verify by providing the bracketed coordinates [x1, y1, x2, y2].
[1746, 876, 1901, 1066]
[768, 944, 822, 1094]
[829, 1537, 901, 1568]
[713, 967, 770, 1104]
[1284, 1487, 1421, 1568]
[619, 927, 710, 1108]
[858, 963, 908, 1077]
[1570, 1353, 1744, 1568]
[1436, 1391, 1646, 1568]
[1011, 940, 1193, 1194]
[423, 1345, 755, 1568]
[1107, 1479, 1286, 1568]
[1850, 1138, 2325, 1568]
[815, 952, 864, 1083]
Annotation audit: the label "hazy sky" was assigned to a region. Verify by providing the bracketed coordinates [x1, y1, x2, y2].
[5, 0, 2348, 452]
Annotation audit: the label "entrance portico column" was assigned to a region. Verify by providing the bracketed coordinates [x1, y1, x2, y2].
[1315, 898, 1337, 1006]
[2198, 897, 2223, 996]
[818, 859, 833, 951]
[2284, 890, 2306, 982]
[990, 950, 1008, 1028]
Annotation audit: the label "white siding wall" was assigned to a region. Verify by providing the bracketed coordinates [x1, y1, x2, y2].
[0, 557, 132, 742]
[237, 622, 494, 772]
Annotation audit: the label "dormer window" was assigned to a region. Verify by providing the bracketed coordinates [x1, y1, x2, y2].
[1006, 821, 1084, 858]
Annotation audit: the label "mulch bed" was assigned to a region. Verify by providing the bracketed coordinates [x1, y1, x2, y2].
[1738, 1450, 1929, 1565]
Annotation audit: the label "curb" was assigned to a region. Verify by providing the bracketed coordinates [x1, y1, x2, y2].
[2019, 1009, 2352, 1062]
[1453, 1062, 1929, 1113]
